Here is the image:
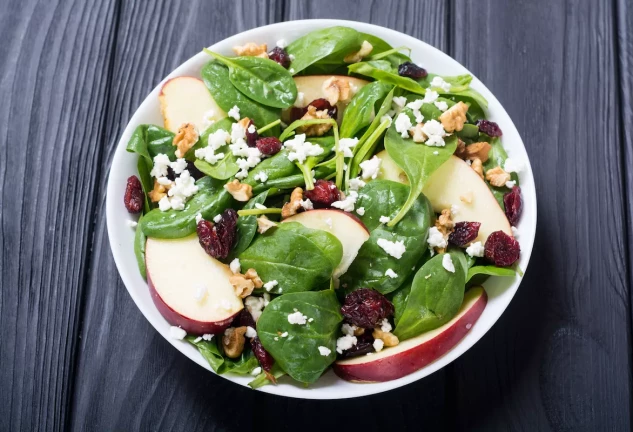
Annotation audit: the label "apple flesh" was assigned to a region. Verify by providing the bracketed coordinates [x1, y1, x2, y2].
[333, 286, 487, 383]
[376, 151, 512, 242]
[282, 209, 370, 280]
[145, 235, 243, 335]
[159, 76, 226, 133]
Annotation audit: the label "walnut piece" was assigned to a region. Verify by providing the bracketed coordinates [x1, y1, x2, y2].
[224, 179, 253, 202]
[230, 274, 255, 298]
[281, 187, 304, 218]
[173, 123, 198, 158]
[257, 215, 277, 234]
[322, 76, 352, 106]
[344, 40, 374, 63]
[409, 123, 426, 143]
[299, 106, 333, 136]
[372, 328, 399, 347]
[148, 179, 169, 203]
[353, 327, 365, 337]
[485, 166, 512, 187]
[223, 327, 247, 358]
[237, 117, 252, 129]
[244, 268, 263, 289]
[471, 158, 484, 179]
[456, 141, 492, 163]
[233, 43, 268, 58]
[434, 209, 454, 253]
[439, 101, 468, 133]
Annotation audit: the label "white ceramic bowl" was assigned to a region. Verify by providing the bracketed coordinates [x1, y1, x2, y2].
[106, 19, 537, 399]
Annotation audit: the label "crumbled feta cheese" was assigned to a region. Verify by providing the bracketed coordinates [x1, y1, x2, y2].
[194, 284, 207, 302]
[251, 366, 262, 376]
[157, 176, 172, 186]
[195, 147, 225, 165]
[245, 296, 265, 321]
[158, 196, 171, 212]
[201, 110, 216, 130]
[245, 326, 257, 338]
[505, 180, 517, 189]
[331, 190, 358, 212]
[338, 137, 359, 158]
[288, 311, 308, 325]
[213, 214, 223, 223]
[284, 134, 324, 164]
[451, 204, 459, 215]
[289, 54, 295, 61]
[392, 96, 407, 110]
[434, 100, 448, 112]
[336, 335, 357, 354]
[308, 317, 314, 322]
[208, 128, 231, 151]
[380, 115, 393, 126]
[150, 154, 171, 178]
[126, 220, 138, 228]
[263, 292, 271, 306]
[385, 268, 398, 279]
[433, 151, 439, 155]
[294, 91, 305, 107]
[281, 332, 289, 338]
[247, 124, 256, 134]
[193, 336, 202, 343]
[504, 158, 523, 173]
[405, 99, 425, 123]
[442, 253, 455, 272]
[289, 68, 295, 74]
[318, 346, 332, 356]
[348, 177, 366, 191]
[373, 338, 385, 352]
[377, 238, 406, 259]
[254, 171, 268, 183]
[395, 113, 413, 138]
[356, 207, 365, 216]
[170, 158, 188, 175]
[427, 226, 448, 250]
[168, 195, 185, 211]
[276, 39, 288, 48]
[227, 105, 240, 121]
[254, 203, 267, 210]
[422, 89, 440, 104]
[465, 241, 485, 258]
[379, 216, 390, 224]
[360, 156, 382, 180]
[301, 199, 314, 210]
[195, 213, 203, 224]
[430, 76, 451, 92]
[341, 323, 357, 336]
[380, 318, 392, 332]
[274, 337, 279, 341]
[229, 258, 241, 274]
[263, 280, 278, 292]
[511, 226, 519, 238]
[421, 120, 446, 147]
[168, 170, 199, 203]
[202, 334, 213, 341]
[169, 326, 187, 340]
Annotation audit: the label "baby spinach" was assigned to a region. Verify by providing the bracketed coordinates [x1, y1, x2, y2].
[228, 190, 269, 261]
[248, 363, 286, 389]
[360, 32, 411, 69]
[127, 124, 175, 161]
[243, 149, 298, 188]
[194, 154, 238, 180]
[482, 137, 519, 208]
[134, 214, 147, 279]
[201, 61, 280, 132]
[185, 117, 234, 160]
[257, 290, 343, 383]
[348, 61, 425, 95]
[339, 180, 433, 295]
[391, 281, 411, 326]
[394, 250, 467, 341]
[384, 110, 457, 226]
[137, 157, 152, 213]
[467, 265, 517, 282]
[140, 177, 232, 239]
[286, 26, 362, 75]
[186, 336, 260, 375]
[239, 222, 343, 294]
[204, 49, 297, 109]
[339, 81, 392, 138]
[298, 136, 335, 190]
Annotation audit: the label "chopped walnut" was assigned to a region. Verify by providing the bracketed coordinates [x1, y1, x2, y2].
[485, 166, 512, 187]
[244, 268, 263, 289]
[409, 123, 426, 143]
[148, 179, 169, 202]
[281, 187, 304, 218]
[257, 215, 277, 234]
[456, 141, 492, 163]
[299, 105, 333, 136]
[455, 139, 466, 157]
[237, 117, 252, 129]
[223, 326, 247, 358]
[434, 209, 454, 253]
[230, 274, 255, 298]
[471, 158, 484, 179]
[354, 327, 365, 337]
[224, 179, 253, 202]
[233, 43, 268, 58]
[459, 191, 474, 204]
[322, 76, 352, 106]
[439, 101, 468, 133]
[173, 123, 198, 158]
[372, 328, 399, 347]
[344, 40, 374, 63]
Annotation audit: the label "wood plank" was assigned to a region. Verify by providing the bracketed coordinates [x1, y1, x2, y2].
[449, 0, 632, 430]
[0, 0, 120, 431]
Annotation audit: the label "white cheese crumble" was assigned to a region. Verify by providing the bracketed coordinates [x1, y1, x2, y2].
[341, 323, 357, 336]
[338, 137, 359, 158]
[158, 196, 171, 212]
[451, 204, 460, 215]
[245, 296, 265, 321]
[336, 335, 357, 354]
[433, 151, 439, 155]
[288, 311, 308, 325]
[202, 334, 213, 341]
[254, 203, 267, 210]
[263, 280, 278, 292]
[308, 317, 314, 322]
[284, 133, 324, 164]
[227, 105, 241, 121]
[504, 158, 523, 173]
[300, 199, 314, 210]
[380, 318, 392, 332]
[442, 253, 455, 272]
[421, 120, 447, 147]
[466, 241, 485, 258]
[430, 76, 451, 92]
[422, 89, 440, 104]
[150, 154, 171, 178]
[348, 177, 366, 191]
[193, 336, 202, 343]
[195, 213, 203, 224]
[247, 124, 256, 134]
[194, 285, 207, 302]
[511, 226, 519, 238]
[229, 258, 241, 274]
[427, 226, 448, 250]
[254, 171, 268, 183]
[373, 338, 385, 352]
[356, 207, 365, 216]
[166, 170, 199, 209]
[195, 147, 225, 165]
[201, 110, 216, 130]
[263, 292, 271, 306]
[126, 220, 138, 228]
[318, 346, 332, 356]
[405, 99, 425, 123]
[251, 367, 262, 376]
[380, 114, 393, 126]
[276, 39, 288, 48]
[391, 96, 407, 110]
[434, 100, 448, 111]
[245, 326, 257, 338]
[385, 268, 398, 279]
[379, 216, 390, 224]
[281, 332, 289, 338]
[360, 156, 382, 180]
[213, 214, 223, 223]
[170, 158, 188, 175]
[289, 54, 295, 61]
[169, 326, 187, 340]
[331, 190, 358, 212]
[377, 238, 406, 259]
[208, 129, 231, 150]
[157, 176, 172, 186]
[506, 180, 517, 189]
[395, 112, 413, 138]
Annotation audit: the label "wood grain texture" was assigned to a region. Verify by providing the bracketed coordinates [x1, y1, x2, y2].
[0, 0, 119, 431]
[450, 0, 632, 430]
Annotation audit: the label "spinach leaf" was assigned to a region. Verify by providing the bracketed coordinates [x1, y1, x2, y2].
[467, 265, 517, 282]
[185, 117, 234, 160]
[137, 157, 152, 213]
[348, 61, 425, 95]
[339, 180, 433, 295]
[239, 222, 343, 294]
[361, 32, 411, 69]
[384, 110, 457, 226]
[228, 190, 269, 261]
[126, 124, 175, 162]
[248, 363, 286, 389]
[250, 161, 336, 195]
[394, 250, 467, 341]
[204, 49, 297, 109]
[339, 81, 392, 138]
[201, 61, 280, 132]
[134, 214, 147, 279]
[194, 154, 238, 180]
[286, 26, 362, 75]
[482, 137, 519, 208]
[140, 177, 232, 239]
[243, 149, 298, 187]
[186, 336, 260, 375]
[391, 281, 411, 326]
[257, 290, 342, 383]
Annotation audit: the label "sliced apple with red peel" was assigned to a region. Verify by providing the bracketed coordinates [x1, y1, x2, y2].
[376, 151, 512, 243]
[159, 76, 226, 133]
[146, 235, 242, 335]
[333, 286, 487, 383]
[281, 209, 370, 279]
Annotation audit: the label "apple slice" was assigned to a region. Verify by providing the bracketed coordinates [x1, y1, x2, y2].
[146, 235, 242, 335]
[282, 209, 370, 280]
[376, 151, 512, 242]
[159, 76, 226, 133]
[281, 75, 369, 123]
[333, 286, 487, 382]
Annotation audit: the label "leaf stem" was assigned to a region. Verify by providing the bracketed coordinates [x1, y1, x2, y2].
[299, 164, 315, 190]
[257, 119, 281, 134]
[238, 208, 282, 217]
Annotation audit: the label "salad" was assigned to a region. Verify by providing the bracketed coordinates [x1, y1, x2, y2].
[122, 26, 524, 388]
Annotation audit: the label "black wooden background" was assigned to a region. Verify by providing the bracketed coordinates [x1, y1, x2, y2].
[1, 0, 632, 430]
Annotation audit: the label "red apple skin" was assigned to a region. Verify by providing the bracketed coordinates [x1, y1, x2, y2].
[333, 288, 487, 383]
[147, 268, 240, 335]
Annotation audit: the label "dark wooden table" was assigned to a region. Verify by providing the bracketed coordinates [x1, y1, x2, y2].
[2, 0, 632, 430]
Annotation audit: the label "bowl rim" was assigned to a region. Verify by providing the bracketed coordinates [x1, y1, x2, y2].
[106, 18, 537, 399]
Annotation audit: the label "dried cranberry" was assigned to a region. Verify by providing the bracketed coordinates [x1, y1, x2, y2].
[244, 119, 258, 147]
[236, 307, 257, 328]
[268, 46, 291, 69]
[449, 222, 481, 247]
[484, 231, 520, 266]
[196, 208, 238, 259]
[503, 186, 522, 226]
[398, 62, 428, 80]
[339, 331, 375, 359]
[340, 288, 395, 328]
[251, 337, 275, 372]
[124, 175, 144, 213]
[256, 137, 282, 155]
[476, 119, 503, 137]
[304, 180, 340, 208]
[289, 98, 337, 122]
